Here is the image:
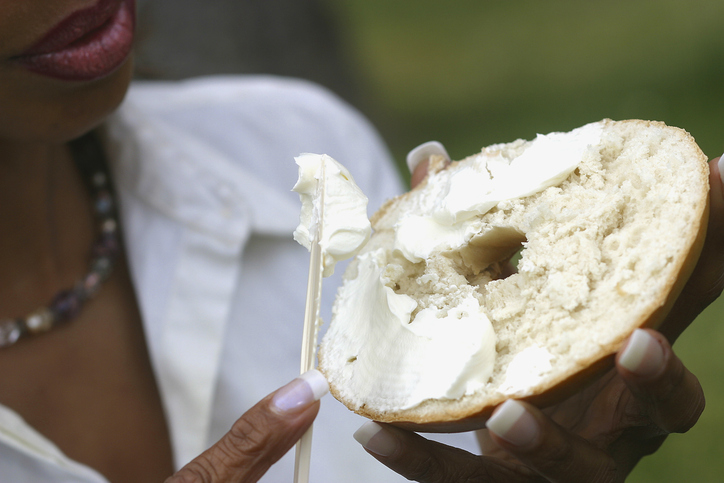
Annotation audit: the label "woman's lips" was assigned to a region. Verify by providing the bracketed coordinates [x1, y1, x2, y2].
[14, 0, 135, 82]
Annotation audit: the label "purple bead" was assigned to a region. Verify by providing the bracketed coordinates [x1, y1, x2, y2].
[82, 271, 103, 297]
[50, 290, 82, 322]
[92, 233, 119, 259]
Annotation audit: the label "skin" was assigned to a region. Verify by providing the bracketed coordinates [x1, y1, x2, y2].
[0, 2, 319, 482]
[358, 157, 724, 482]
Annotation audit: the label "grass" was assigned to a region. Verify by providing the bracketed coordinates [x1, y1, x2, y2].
[325, 1, 724, 480]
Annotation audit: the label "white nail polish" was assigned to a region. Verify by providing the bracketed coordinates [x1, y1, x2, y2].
[354, 421, 397, 456]
[486, 400, 539, 446]
[406, 141, 450, 174]
[299, 369, 330, 401]
[271, 369, 329, 413]
[619, 329, 663, 376]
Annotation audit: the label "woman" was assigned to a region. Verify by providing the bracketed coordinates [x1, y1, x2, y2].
[0, 1, 720, 482]
[0, 1, 399, 481]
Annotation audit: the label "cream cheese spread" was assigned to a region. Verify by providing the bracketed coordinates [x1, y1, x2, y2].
[395, 122, 603, 262]
[293, 153, 371, 277]
[324, 249, 496, 411]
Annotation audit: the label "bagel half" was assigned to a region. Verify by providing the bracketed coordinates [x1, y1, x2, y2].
[318, 119, 709, 432]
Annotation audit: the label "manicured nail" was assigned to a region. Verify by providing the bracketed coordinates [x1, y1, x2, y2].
[718, 152, 724, 186]
[406, 141, 450, 174]
[271, 369, 329, 413]
[354, 421, 398, 457]
[619, 329, 664, 377]
[486, 400, 540, 447]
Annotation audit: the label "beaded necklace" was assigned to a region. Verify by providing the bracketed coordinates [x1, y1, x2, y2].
[0, 132, 120, 347]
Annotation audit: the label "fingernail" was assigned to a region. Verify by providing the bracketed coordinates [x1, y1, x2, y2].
[354, 421, 398, 457]
[619, 329, 664, 377]
[486, 400, 539, 447]
[406, 141, 450, 174]
[271, 369, 329, 413]
[718, 152, 724, 186]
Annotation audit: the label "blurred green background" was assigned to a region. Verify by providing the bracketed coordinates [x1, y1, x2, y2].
[324, 1, 724, 481]
[136, 0, 724, 480]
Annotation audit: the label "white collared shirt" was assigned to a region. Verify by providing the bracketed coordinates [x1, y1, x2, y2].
[0, 75, 476, 482]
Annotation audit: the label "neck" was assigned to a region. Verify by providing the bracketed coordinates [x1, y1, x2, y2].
[0, 139, 95, 318]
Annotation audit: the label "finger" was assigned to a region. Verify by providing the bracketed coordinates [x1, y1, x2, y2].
[354, 422, 532, 482]
[166, 370, 329, 483]
[476, 428, 507, 459]
[486, 400, 619, 483]
[617, 329, 705, 434]
[660, 155, 724, 341]
[406, 141, 450, 188]
[410, 158, 431, 188]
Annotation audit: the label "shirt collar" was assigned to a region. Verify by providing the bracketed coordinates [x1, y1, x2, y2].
[102, 99, 300, 241]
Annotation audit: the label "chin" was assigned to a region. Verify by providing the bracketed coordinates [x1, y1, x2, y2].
[56, 55, 135, 143]
[0, 54, 135, 145]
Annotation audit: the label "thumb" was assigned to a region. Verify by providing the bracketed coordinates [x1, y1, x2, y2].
[406, 141, 450, 188]
[166, 369, 329, 483]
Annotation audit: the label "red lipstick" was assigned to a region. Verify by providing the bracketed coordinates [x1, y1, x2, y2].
[15, 0, 135, 82]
